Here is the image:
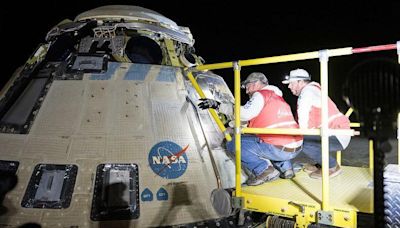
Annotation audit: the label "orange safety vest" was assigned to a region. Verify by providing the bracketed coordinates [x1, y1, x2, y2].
[307, 84, 350, 129]
[248, 90, 303, 147]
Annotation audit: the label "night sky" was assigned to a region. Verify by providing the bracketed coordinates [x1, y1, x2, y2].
[2, 1, 399, 109]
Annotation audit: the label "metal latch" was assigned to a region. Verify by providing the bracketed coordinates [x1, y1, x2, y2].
[288, 201, 305, 213]
[317, 210, 333, 225]
[232, 196, 244, 208]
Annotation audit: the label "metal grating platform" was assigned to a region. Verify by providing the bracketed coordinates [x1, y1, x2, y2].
[242, 166, 373, 213]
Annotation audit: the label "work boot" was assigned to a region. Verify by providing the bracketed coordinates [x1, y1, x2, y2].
[292, 163, 303, 173]
[309, 165, 342, 179]
[279, 169, 295, 179]
[303, 163, 321, 174]
[246, 166, 280, 186]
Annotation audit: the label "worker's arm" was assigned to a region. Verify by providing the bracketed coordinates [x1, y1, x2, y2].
[200, 92, 264, 122]
[297, 86, 321, 129]
[239, 92, 264, 121]
[297, 88, 316, 129]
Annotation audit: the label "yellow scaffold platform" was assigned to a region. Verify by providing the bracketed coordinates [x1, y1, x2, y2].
[188, 42, 399, 227]
[241, 166, 373, 227]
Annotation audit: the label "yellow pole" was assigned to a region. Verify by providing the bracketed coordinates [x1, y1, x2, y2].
[319, 50, 330, 211]
[240, 48, 351, 67]
[369, 138, 374, 212]
[336, 110, 355, 167]
[242, 127, 355, 136]
[196, 61, 233, 71]
[233, 62, 242, 196]
[345, 107, 354, 117]
[369, 140, 374, 175]
[336, 151, 342, 166]
[196, 47, 352, 71]
[345, 107, 361, 128]
[350, 123, 361, 127]
[370, 138, 375, 211]
[239, 51, 320, 66]
[242, 128, 320, 135]
[186, 71, 232, 141]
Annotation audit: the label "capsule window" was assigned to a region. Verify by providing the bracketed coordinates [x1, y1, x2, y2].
[125, 36, 162, 64]
[90, 163, 139, 221]
[21, 164, 78, 209]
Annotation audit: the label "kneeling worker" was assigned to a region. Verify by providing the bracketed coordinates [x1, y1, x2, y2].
[198, 72, 303, 186]
[282, 68, 351, 179]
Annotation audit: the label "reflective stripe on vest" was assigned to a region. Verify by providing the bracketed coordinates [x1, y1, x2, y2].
[308, 84, 350, 129]
[249, 90, 303, 146]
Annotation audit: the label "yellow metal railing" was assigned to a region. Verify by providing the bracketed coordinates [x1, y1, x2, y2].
[241, 128, 354, 136]
[195, 48, 353, 71]
[192, 46, 356, 212]
[233, 62, 242, 195]
[187, 42, 398, 226]
[369, 140, 374, 175]
[319, 50, 331, 210]
[335, 108, 361, 168]
[345, 108, 361, 128]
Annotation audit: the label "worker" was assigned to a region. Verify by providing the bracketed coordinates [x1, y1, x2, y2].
[198, 72, 303, 186]
[282, 68, 351, 179]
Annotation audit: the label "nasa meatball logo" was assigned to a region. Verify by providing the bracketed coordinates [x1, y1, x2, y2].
[148, 141, 189, 179]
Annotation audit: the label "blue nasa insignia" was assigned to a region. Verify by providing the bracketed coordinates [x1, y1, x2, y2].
[148, 141, 189, 179]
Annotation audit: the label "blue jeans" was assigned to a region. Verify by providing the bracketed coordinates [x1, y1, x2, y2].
[226, 135, 301, 176]
[302, 135, 344, 168]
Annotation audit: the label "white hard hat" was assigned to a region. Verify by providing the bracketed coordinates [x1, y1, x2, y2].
[282, 68, 311, 84]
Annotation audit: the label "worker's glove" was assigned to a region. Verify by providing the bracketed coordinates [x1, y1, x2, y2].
[198, 98, 221, 110]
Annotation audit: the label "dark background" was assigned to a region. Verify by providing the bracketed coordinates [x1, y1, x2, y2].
[1, 1, 399, 111]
